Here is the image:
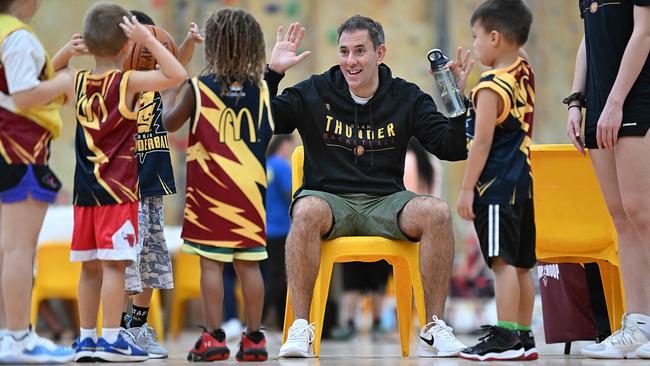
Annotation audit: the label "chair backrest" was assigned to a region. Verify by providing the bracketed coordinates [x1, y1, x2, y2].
[531, 144, 616, 257]
[34, 241, 81, 291]
[291, 146, 305, 195]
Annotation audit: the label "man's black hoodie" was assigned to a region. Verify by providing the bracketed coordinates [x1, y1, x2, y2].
[265, 64, 467, 196]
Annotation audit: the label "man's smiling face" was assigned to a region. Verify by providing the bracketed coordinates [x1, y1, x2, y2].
[338, 29, 385, 97]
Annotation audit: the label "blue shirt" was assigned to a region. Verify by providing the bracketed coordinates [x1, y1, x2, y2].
[265, 155, 292, 238]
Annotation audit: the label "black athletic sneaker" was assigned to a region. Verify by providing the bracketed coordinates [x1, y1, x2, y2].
[460, 325, 524, 361]
[517, 330, 538, 360]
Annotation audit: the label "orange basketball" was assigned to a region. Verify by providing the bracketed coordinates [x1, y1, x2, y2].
[122, 25, 178, 71]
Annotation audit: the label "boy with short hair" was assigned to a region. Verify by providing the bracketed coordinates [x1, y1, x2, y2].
[52, 2, 187, 362]
[455, 0, 537, 361]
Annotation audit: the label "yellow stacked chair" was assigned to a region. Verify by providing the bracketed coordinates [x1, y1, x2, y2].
[282, 146, 427, 357]
[31, 241, 165, 339]
[168, 249, 202, 338]
[531, 144, 625, 332]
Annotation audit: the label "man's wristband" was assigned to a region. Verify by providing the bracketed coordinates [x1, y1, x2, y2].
[567, 105, 581, 111]
[266, 64, 284, 75]
[562, 91, 586, 107]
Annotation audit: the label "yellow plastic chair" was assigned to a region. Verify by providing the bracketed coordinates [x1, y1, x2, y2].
[31, 241, 165, 339]
[168, 245, 248, 338]
[531, 144, 625, 332]
[169, 249, 201, 338]
[282, 146, 426, 357]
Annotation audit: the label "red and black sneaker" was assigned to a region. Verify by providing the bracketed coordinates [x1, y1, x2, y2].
[187, 327, 230, 362]
[235, 330, 268, 362]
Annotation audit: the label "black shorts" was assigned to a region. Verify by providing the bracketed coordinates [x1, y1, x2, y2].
[342, 260, 391, 292]
[473, 199, 536, 269]
[584, 121, 650, 149]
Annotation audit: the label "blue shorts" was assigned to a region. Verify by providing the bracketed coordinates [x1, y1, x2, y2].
[0, 164, 60, 204]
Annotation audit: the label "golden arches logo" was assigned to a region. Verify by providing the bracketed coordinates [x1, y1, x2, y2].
[76, 92, 108, 130]
[218, 107, 257, 143]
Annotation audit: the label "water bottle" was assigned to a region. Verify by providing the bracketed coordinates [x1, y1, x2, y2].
[427, 49, 466, 117]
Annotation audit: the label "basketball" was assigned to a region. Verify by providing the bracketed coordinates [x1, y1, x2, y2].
[122, 25, 178, 71]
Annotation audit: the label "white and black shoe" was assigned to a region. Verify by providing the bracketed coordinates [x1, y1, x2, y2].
[417, 316, 466, 357]
[278, 319, 315, 358]
[460, 325, 524, 361]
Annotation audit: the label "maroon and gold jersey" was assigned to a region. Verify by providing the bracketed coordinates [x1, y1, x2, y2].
[181, 76, 273, 250]
[0, 98, 52, 165]
[73, 70, 139, 206]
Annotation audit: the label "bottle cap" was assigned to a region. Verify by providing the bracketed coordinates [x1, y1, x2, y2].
[427, 49, 449, 70]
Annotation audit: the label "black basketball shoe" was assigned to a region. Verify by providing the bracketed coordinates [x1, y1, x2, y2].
[460, 325, 524, 361]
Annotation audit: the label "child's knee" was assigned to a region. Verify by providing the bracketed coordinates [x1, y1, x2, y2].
[101, 259, 126, 271]
[233, 260, 260, 275]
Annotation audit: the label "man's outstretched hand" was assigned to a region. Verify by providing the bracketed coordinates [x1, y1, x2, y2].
[269, 22, 312, 74]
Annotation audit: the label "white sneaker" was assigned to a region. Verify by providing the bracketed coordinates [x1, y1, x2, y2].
[637, 341, 650, 359]
[278, 319, 315, 358]
[583, 313, 649, 359]
[0, 331, 74, 364]
[417, 316, 466, 357]
[222, 318, 244, 341]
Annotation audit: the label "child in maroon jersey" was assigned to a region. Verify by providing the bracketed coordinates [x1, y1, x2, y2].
[163, 8, 272, 362]
[52, 2, 186, 362]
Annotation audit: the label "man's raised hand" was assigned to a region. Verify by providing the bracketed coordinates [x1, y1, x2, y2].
[269, 22, 312, 74]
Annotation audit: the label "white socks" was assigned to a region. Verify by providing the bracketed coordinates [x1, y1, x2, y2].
[79, 328, 97, 342]
[102, 328, 120, 343]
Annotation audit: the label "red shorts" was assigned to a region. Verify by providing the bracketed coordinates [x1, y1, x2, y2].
[70, 202, 139, 262]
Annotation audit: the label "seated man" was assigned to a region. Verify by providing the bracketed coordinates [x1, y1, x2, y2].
[267, 15, 473, 358]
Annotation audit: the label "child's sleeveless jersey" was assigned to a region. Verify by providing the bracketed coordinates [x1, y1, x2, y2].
[182, 76, 274, 249]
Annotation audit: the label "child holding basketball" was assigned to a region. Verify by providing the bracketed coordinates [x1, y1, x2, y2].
[0, 0, 74, 363]
[52, 2, 186, 362]
[163, 8, 272, 362]
[117, 10, 203, 359]
[456, 0, 537, 361]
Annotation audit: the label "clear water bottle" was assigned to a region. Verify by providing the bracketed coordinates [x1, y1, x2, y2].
[427, 49, 466, 117]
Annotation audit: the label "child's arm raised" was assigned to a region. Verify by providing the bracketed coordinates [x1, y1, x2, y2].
[120, 16, 188, 98]
[52, 34, 89, 71]
[162, 84, 194, 132]
[177, 22, 203, 66]
[456, 88, 500, 221]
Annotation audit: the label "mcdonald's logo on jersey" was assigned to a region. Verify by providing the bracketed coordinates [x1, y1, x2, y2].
[218, 107, 257, 143]
[76, 92, 108, 130]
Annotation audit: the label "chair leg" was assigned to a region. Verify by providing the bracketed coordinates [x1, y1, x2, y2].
[282, 291, 294, 344]
[168, 295, 186, 339]
[149, 290, 164, 341]
[597, 261, 625, 332]
[30, 292, 40, 332]
[393, 260, 413, 357]
[407, 254, 427, 328]
[311, 259, 334, 358]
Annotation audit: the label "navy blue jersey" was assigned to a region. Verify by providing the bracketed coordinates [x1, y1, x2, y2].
[579, 0, 650, 133]
[135, 91, 176, 197]
[467, 57, 535, 205]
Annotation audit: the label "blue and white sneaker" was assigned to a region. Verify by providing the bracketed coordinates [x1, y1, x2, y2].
[72, 336, 96, 362]
[0, 331, 74, 364]
[94, 333, 148, 362]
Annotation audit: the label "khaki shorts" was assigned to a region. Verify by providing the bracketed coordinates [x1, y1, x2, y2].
[291, 190, 421, 242]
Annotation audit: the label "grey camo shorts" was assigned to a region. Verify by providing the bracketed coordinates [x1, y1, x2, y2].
[125, 196, 174, 295]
